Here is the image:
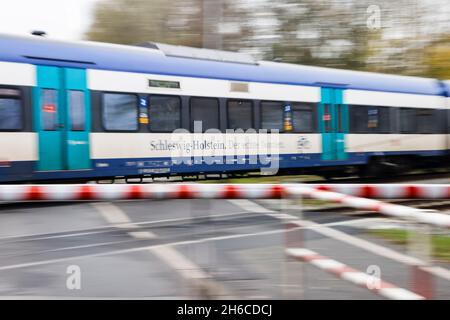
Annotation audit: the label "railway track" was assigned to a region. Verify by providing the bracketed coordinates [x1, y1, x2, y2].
[299, 198, 450, 215]
[98, 169, 450, 185]
[301, 171, 450, 184]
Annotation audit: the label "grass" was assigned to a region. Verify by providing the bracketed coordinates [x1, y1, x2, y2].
[301, 199, 331, 206]
[369, 229, 450, 262]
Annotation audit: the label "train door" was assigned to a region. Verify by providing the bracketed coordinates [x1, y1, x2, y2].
[319, 88, 348, 161]
[33, 66, 91, 171]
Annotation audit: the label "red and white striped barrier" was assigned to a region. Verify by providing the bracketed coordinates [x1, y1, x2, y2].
[0, 184, 286, 201]
[1, 183, 449, 228]
[2, 183, 450, 201]
[309, 184, 450, 199]
[286, 248, 425, 300]
[288, 185, 450, 229]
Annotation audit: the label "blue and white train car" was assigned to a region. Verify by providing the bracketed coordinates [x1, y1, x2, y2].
[0, 33, 448, 183]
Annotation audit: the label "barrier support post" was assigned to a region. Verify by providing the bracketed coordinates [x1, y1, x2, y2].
[282, 191, 304, 299]
[188, 198, 217, 298]
[408, 223, 434, 299]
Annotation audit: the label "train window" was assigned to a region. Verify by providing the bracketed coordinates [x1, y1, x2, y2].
[416, 108, 436, 134]
[368, 107, 379, 131]
[69, 91, 85, 131]
[227, 100, 253, 130]
[349, 105, 390, 133]
[376, 107, 391, 133]
[0, 88, 22, 131]
[190, 97, 219, 132]
[102, 93, 138, 131]
[367, 106, 390, 133]
[149, 95, 181, 132]
[41, 89, 58, 131]
[323, 104, 331, 133]
[349, 105, 365, 133]
[292, 103, 315, 133]
[261, 101, 284, 131]
[400, 108, 416, 133]
[435, 109, 447, 134]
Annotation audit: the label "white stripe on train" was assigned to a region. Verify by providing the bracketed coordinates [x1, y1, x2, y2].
[1, 132, 448, 162]
[0, 61, 446, 109]
[344, 89, 445, 109]
[0, 61, 35, 87]
[87, 69, 321, 102]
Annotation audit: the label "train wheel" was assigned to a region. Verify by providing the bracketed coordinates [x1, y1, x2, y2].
[320, 172, 335, 181]
[360, 159, 385, 178]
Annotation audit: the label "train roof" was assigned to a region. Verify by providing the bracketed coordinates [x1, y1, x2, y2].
[0, 33, 444, 96]
[443, 81, 450, 96]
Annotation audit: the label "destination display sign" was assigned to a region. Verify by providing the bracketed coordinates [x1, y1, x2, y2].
[148, 79, 180, 89]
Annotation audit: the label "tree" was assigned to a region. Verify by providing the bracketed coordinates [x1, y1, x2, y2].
[85, 0, 450, 77]
[85, 0, 173, 45]
[260, 0, 377, 70]
[85, 0, 253, 50]
[423, 35, 450, 79]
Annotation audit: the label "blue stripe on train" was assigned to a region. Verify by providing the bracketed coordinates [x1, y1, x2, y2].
[0, 150, 446, 183]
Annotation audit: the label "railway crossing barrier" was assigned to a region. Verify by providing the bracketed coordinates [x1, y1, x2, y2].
[0, 183, 448, 299]
[3, 183, 450, 199]
[309, 184, 450, 199]
[285, 247, 425, 300]
[283, 218, 436, 300]
[1, 184, 449, 228]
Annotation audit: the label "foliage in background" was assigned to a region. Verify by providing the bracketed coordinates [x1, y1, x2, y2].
[423, 35, 450, 79]
[86, 0, 450, 79]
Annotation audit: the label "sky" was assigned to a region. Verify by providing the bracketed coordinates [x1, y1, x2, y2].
[0, 0, 100, 40]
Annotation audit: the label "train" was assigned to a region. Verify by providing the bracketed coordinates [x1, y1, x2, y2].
[0, 33, 449, 183]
